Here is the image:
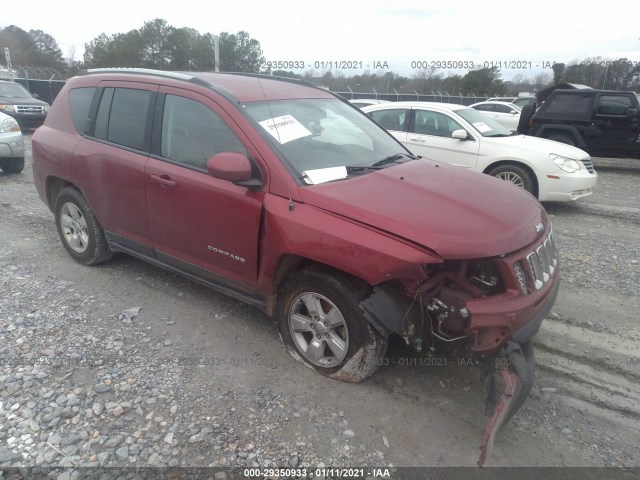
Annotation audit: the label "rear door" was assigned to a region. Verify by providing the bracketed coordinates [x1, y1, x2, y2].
[72, 82, 157, 249]
[145, 87, 264, 291]
[591, 93, 640, 157]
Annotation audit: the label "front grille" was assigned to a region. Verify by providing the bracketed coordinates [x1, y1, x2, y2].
[16, 105, 45, 114]
[580, 158, 595, 174]
[513, 231, 558, 293]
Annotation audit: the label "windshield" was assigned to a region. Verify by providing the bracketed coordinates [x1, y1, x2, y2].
[0, 82, 32, 98]
[242, 98, 409, 181]
[456, 108, 514, 137]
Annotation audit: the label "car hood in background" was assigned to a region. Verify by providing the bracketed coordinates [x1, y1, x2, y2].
[299, 159, 547, 259]
[0, 95, 49, 106]
[481, 134, 590, 159]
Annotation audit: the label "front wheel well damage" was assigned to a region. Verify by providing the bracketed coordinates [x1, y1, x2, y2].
[360, 259, 507, 351]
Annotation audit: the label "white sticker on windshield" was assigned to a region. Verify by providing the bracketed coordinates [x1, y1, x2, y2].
[259, 114, 312, 144]
[302, 166, 348, 185]
[472, 122, 491, 133]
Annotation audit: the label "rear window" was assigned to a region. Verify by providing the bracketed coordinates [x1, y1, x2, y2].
[68, 87, 96, 134]
[93, 87, 152, 151]
[546, 93, 592, 115]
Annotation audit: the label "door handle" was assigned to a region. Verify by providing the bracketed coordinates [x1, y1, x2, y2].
[149, 174, 176, 188]
[409, 137, 426, 142]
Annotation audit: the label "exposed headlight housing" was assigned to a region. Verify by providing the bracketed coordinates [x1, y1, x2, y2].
[0, 117, 21, 133]
[550, 154, 582, 173]
[0, 104, 16, 113]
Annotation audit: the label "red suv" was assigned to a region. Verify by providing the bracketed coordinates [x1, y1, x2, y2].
[32, 69, 559, 464]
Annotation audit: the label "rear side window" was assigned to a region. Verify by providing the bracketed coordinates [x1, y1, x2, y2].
[68, 87, 96, 134]
[160, 94, 246, 169]
[597, 95, 633, 115]
[545, 94, 591, 115]
[369, 109, 407, 131]
[94, 87, 152, 151]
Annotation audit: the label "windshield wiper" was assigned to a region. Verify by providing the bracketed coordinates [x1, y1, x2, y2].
[371, 152, 417, 167]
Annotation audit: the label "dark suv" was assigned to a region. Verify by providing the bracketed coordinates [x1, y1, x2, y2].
[32, 69, 560, 464]
[522, 89, 640, 159]
[0, 80, 50, 128]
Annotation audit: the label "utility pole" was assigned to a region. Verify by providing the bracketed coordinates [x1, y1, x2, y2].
[214, 36, 220, 72]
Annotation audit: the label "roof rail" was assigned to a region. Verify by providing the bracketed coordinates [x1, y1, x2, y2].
[224, 72, 319, 89]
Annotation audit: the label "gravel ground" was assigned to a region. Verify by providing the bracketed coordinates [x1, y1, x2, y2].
[1, 137, 639, 478]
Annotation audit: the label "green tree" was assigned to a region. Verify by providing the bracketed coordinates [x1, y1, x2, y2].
[219, 31, 265, 72]
[139, 18, 172, 69]
[0, 26, 40, 66]
[461, 67, 505, 94]
[29, 29, 66, 70]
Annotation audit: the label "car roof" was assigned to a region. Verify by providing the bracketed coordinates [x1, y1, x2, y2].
[78, 68, 336, 103]
[361, 101, 471, 112]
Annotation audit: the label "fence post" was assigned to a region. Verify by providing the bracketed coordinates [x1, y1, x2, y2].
[347, 85, 353, 99]
[414, 90, 419, 101]
[393, 88, 398, 102]
[48, 74, 56, 104]
[373, 88, 378, 100]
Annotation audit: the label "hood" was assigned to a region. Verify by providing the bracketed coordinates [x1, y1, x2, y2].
[299, 160, 547, 259]
[0, 95, 49, 106]
[482, 134, 590, 159]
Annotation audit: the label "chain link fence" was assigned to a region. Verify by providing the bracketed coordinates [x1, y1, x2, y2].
[335, 90, 492, 105]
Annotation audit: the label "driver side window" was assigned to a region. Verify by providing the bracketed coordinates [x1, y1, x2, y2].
[161, 94, 246, 170]
[413, 110, 463, 138]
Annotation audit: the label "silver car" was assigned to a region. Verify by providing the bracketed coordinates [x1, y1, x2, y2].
[0, 110, 25, 173]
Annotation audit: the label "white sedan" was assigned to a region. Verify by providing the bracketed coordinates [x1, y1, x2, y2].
[362, 102, 597, 202]
[469, 101, 522, 132]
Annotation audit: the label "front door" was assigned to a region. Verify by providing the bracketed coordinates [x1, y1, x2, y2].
[405, 108, 480, 169]
[145, 88, 264, 291]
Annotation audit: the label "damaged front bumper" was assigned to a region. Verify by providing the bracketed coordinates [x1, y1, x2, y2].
[360, 245, 560, 465]
[477, 277, 558, 466]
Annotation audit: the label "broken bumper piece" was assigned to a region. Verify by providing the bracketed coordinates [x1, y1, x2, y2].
[478, 340, 536, 466]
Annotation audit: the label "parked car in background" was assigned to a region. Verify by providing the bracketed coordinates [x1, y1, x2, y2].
[522, 88, 640, 159]
[0, 80, 50, 129]
[349, 98, 390, 108]
[512, 96, 536, 108]
[469, 101, 522, 132]
[486, 96, 535, 108]
[32, 69, 561, 464]
[363, 101, 597, 202]
[0, 110, 25, 174]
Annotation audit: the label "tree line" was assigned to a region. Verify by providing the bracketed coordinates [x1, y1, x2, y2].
[1, 20, 639, 94]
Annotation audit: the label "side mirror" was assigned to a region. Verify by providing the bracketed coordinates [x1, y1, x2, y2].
[625, 108, 638, 118]
[452, 129, 469, 140]
[510, 110, 519, 115]
[32, 93, 40, 99]
[206, 152, 260, 188]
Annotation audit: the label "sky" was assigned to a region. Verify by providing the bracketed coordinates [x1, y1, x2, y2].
[2, 0, 640, 81]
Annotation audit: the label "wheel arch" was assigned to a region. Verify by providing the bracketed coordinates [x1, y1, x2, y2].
[45, 176, 75, 213]
[482, 160, 539, 198]
[536, 125, 586, 148]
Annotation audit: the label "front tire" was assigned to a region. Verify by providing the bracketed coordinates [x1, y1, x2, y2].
[0, 157, 25, 174]
[54, 187, 113, 265]
[277, 268, 387, 383]
[488, 164, 535, 196]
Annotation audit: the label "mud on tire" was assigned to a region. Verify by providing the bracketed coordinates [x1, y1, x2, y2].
[277, 268, 387, 383]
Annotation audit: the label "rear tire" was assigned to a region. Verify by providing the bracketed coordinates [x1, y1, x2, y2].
[0, 157, 25, 174]
[54, 187, 113, 265]
[277, 268, 387, 383]
[487, 164, 535, 196]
